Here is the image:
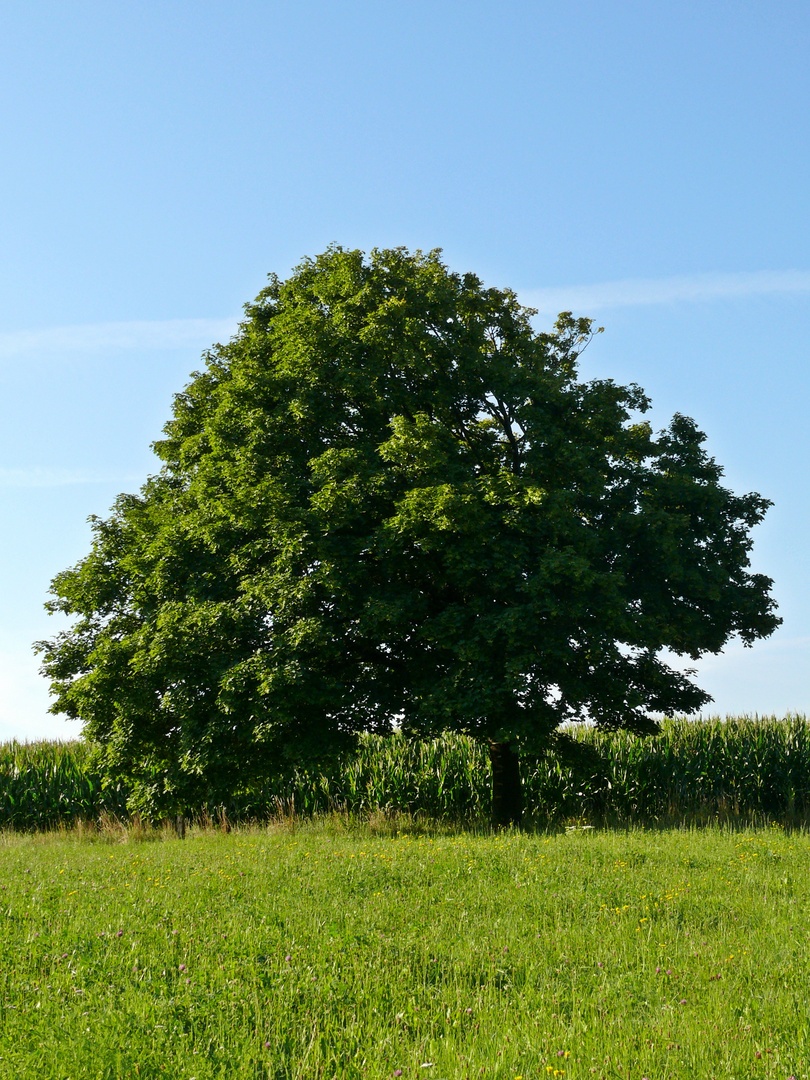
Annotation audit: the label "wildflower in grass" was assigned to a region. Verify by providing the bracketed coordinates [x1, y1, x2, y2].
[179, 964, 187, 972]
[285, 954, 292, 962]
[264, 1042, 271, 1050]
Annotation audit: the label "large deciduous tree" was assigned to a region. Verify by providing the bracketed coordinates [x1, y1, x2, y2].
[36, 247, 780, 825]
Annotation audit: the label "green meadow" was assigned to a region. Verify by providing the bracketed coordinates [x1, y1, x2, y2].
[1, 820, 808, 1080]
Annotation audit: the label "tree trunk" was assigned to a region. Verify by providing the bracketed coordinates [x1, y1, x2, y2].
[489, 741, 523, 828]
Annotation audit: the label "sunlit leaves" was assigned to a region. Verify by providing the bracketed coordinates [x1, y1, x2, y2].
[36, 247, 779, 815]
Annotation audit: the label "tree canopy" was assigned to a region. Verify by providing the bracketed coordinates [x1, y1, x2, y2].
[36, 246, 780, 823]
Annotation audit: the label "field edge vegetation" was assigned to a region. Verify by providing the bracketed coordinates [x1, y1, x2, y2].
[2, 714, 809, 834]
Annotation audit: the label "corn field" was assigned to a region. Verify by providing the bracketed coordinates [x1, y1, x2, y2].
[1, 715, 809, 831]
[0, 739, 129, 830]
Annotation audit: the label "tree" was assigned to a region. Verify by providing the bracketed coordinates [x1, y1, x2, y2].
[36, 246, 780, 826]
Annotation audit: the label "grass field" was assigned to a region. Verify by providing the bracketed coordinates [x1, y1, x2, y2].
[1, 820, 808, 1079]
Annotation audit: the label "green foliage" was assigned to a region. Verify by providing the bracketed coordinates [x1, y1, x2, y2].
[0, 825, 808, 1077]
[536, 713, 810, 825]
[35, 247, 779, 816]
[0, 740, 127, 830]
[3, 716, 809, 830]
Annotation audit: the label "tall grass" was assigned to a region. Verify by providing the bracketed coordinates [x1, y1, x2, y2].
[2, 715, 809, 831]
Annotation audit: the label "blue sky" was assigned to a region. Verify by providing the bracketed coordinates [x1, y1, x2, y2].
[2, 0, 808, 740]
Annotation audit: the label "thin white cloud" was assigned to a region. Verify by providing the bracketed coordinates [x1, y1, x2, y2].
[520, 270, 810, 318]
[3, 271, 810, 359]
[0, 467, 142, 489]
[0, 317, 240, 360]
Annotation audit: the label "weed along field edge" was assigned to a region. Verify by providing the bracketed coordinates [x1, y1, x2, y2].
[0, 820, 809, 1079]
